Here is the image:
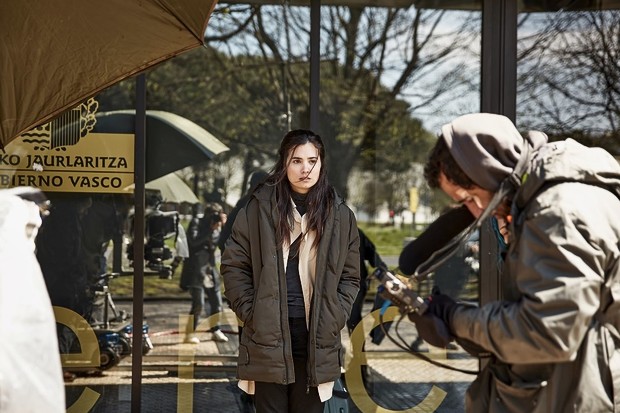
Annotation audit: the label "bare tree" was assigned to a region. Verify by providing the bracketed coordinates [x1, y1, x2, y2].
[98, 5, 481, 211]
[517, 10, 620, 154]
[205, 4, 480, 196]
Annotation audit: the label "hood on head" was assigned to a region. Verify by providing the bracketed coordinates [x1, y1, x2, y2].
[441, 113, 547, 191]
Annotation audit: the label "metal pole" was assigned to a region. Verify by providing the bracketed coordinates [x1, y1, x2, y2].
[481, 0, 517, 120]
[309, 0, 320, 131]
[281, 62, 292, 132]
[131, 72, 146, 413]
[480, 0, 517, 306]
[479, 0, 517, 371]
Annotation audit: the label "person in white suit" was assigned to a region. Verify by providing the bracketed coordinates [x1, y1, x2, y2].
[0, 187, 65, 413]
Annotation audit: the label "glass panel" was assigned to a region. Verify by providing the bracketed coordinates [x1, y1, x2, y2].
[516, 6, 620, 155]
[0, 97, 138, 410]
[1, 1, 486, 412]
[9, 1, 620, 412]
[91, 2, 315, 410]
[319, 3, 481, 412]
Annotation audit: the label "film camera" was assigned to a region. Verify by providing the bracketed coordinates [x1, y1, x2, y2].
[145, 211, 179, 271]
[126, 209, 180, 276]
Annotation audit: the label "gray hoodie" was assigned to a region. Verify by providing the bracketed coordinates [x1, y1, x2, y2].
[442, 113, 620, 413]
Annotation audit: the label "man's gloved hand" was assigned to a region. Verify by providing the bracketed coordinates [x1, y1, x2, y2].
[407, 289, 458, 349]
[425, 291, 458, 327]
[408, 312, 453, 348]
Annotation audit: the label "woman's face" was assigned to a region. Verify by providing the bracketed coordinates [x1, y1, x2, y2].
[286, 142, 321, 194]
[439, 172, 494, 218]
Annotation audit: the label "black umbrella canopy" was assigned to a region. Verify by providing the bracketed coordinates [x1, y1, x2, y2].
[94, 110, 228, 182]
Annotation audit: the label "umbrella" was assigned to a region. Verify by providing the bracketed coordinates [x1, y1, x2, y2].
[143, 173, 200, 204]
[93, 110, 229, 182]
[0, 0, 217, 149]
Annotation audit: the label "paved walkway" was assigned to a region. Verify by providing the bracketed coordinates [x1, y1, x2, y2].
[64, 296, 478, 412]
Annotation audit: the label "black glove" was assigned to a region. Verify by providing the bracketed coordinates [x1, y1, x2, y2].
[408, 312, 453, 348]
[407, 290, 458, 349]
[425, 290, 458, 328]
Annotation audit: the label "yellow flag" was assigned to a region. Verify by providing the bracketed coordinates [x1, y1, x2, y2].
[409, 188, 419, 213]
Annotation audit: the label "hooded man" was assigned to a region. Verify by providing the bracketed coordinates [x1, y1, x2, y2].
[416, 113, 620, 412]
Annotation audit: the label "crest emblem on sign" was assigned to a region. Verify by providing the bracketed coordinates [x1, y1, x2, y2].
[20, 98, 98, 151]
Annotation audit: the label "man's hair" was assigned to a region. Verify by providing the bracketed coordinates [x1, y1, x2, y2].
[424, 135, 476, 189]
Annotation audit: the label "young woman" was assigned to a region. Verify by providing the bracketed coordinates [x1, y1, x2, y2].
[221, 129, 360, 413]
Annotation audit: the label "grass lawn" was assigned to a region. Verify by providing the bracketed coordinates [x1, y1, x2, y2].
[357, 222, 420, 257]
[109, 273, 187, 299]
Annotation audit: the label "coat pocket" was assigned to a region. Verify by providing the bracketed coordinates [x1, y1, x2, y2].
[314, 344, 343, 383]
[468, 364, 549, 413]
[238, 344, 250, 365]
[491, 373, 548, 412]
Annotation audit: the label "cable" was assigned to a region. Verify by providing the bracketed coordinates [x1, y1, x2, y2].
[377, 312, 479, 375]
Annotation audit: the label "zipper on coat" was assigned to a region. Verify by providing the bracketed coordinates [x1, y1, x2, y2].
[275, 243, 293, 384]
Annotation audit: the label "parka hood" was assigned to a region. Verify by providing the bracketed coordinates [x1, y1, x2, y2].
[516, 138, 620, 208]
[441, 113, 547, 191]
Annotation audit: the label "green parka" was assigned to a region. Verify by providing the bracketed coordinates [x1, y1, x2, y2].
[221, 184, 360, 387]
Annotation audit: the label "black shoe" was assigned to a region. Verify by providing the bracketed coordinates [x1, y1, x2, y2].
[410, 337, 428, 353]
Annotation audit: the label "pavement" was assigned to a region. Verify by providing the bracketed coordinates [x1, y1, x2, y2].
[64, 256, 478, 412]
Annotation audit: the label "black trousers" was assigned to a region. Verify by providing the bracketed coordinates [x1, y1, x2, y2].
[253, 357, 325, 413]
[253, 318, 324, 413]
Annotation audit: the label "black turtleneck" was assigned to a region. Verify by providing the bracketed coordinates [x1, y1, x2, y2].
[286, 191, 308, 321]
[291, 191, 307, 216]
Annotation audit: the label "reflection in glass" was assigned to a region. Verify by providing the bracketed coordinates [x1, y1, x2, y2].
[319, 4, 482, 412]
[517, 8, 620, 154]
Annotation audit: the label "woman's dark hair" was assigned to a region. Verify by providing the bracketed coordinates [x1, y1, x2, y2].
[267, 129, 334, 248]
[424, 135, 476, 189]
